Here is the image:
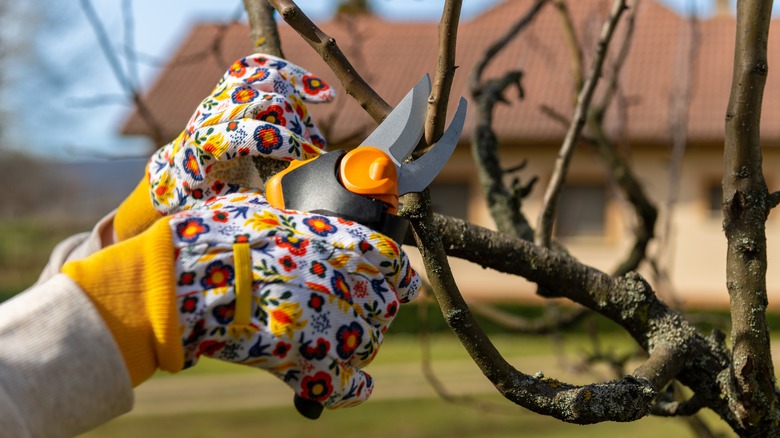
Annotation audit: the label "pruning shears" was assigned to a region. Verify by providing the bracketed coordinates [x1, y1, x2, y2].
[266, 76, 467, 420]
[265, 75, 468, 244]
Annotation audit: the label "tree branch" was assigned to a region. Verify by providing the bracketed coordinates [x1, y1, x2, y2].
[80, 0, 166, 146]
[535, 0, 627, 248]
[468, 1, 546, 240]
[268, 0, 391, 124]
[427, 212, 747, 430]
[469, 303, 588, 334]
[722, 0, 779, 433]
[424, 0, 461, 147]
[243, 0, 285, 58]
[242, 0, 289, 182]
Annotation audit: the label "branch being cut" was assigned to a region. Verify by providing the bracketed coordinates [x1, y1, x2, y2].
[242, 0, 289, 181]
[80, 0, 166, 147]
[722, 0, 779, 433]
[243, 0, 285, 58]
[535, 0, 627, 248]
[424, 0, 461, 147]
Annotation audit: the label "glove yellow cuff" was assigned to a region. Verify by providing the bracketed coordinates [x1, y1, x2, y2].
[114, 177, 163, 241]
[62, 217, 183, 386]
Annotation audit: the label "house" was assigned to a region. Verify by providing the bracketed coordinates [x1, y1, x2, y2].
[122, 0, 780, 309]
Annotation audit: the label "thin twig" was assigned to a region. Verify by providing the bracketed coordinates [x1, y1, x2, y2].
[534, 0, 627, 248]
[469, 303, 588, 334]
[80, 0, 165, 146]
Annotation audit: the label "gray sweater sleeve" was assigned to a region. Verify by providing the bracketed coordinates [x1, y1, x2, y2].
[0, 213, 134, 437]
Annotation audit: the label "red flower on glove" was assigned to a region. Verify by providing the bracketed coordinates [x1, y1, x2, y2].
[336, 322, 364, 360]
[302, 74, 330, 96]
[176, 218, 209, 242]
[201, 261, 235, 289]
[254, 125, 284, 153]
[232, 86, 259, 104]
[256, 105, 287, 126]
[300, 371, 334, 402]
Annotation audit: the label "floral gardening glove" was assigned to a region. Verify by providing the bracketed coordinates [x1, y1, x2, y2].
[63, 190, 420, 410]
[114, 53, 335, 241]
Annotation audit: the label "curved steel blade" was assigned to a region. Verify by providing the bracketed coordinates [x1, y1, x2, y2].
[398, 97, 468, 195]
[358, 74, 431, 168]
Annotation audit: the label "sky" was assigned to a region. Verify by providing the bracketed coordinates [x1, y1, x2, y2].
[1, 0, 761, 161]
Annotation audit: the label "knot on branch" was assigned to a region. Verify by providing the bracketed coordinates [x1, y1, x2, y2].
[565, 377, 654, 423]
[597, 271, 652, 323]
[528, 375, 655, 424]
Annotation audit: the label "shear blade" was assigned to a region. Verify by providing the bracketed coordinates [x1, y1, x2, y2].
[358, 74, 431, 168]
[397, 97, 468, 195]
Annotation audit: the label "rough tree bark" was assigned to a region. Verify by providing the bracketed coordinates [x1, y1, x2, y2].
[722, 0, 779, 434]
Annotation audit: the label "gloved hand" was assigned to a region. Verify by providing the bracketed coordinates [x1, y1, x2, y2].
[114, 53, 335, 241]
[63, 190, 420, 409]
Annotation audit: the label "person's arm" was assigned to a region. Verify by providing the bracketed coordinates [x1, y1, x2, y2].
[0, 274, 133, 438]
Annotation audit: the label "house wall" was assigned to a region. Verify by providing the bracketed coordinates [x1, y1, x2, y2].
[407, 143, 780, 310]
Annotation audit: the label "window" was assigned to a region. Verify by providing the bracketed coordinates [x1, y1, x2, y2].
[555, 183, 607, 238]
[428, 182, 469, 220]
[707, 183, 723, 217]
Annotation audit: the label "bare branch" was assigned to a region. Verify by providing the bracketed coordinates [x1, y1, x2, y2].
[652, 391, 705, 417]
[552, 0, 583, 101]
[469, 303, 588, 334]
[402, 194, 657, 424]
[654, 6, 700, 296]
[469, 0, 548, 94]
[770, 191, 780, 210]
[268, 0, 391, 124]
[535, 0, 627, 248]
[242, 0, 288, 181]
[424, 0, 461, 146]
[425, 212, 748, 429]
[468, 1, 547, 240]
[80, 0, 165, 146]
[243, 0, 285, 58]
[722, 0, 779, 433]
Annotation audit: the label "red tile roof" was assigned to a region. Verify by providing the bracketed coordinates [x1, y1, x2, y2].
[121, 0, 780, 148]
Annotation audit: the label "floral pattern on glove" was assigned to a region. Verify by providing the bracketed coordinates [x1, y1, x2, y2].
[147, 53, 335, 215]
[169, 190, 420, 409]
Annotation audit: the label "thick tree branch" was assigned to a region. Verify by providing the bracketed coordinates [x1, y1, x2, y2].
[535, 0, 627, 248]
[722, 0, 780, 433]
[428, 212, 746, 430]
[402, 194, 657, 423]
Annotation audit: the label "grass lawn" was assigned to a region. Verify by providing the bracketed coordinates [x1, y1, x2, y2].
[0, 219, 87, 298]
[79, 334, 738, 438]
